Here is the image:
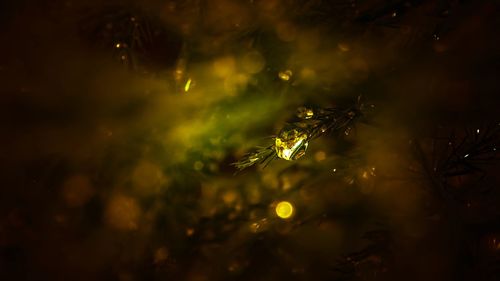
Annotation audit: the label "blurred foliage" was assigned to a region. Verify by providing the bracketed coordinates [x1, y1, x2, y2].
[0, 0, 499, 281]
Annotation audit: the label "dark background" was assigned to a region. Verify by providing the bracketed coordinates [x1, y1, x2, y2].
[1, 1, 499, 280]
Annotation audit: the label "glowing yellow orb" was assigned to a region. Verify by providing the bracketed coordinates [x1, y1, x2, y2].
[275, 201, 294, 219]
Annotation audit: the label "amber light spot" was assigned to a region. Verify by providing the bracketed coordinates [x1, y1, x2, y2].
[275, 201, 294, 219]
[184, 78, 192, 92]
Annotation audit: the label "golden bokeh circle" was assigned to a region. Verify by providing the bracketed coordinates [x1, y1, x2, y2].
[275, 201, 294, 219]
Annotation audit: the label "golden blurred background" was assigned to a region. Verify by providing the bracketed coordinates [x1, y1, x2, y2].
[0, 1, 499, 280]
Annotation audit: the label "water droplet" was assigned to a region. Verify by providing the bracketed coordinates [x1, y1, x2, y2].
[297, 107, 314, 119]
[344, 127, 351, 135]
[275, 126, 309, 160]
[278, 70, 293, 81]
